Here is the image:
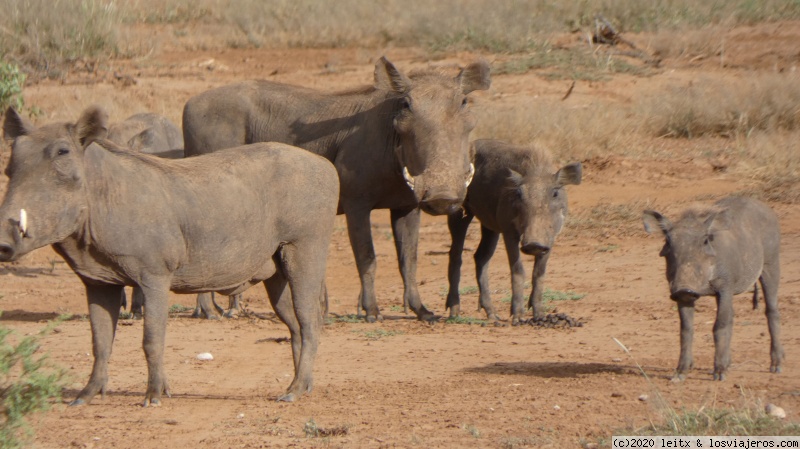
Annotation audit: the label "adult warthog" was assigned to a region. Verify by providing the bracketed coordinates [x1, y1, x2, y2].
[0, 106, 338, 405]
[446, 140, 581, 324]
[643, 196, 783, 381]
[183, 56, 491, 322]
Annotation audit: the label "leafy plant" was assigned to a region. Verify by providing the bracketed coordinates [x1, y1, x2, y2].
[0, 61, 25, 112]
[0, 315, 68, 448]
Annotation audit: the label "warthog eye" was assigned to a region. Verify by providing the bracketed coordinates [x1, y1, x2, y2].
[57, 148, 70, 156]
[401, 98, 411, 110]
[461, 97, 469, 108]
[552, 188, 560, 198]
[705, 234, 714, 245]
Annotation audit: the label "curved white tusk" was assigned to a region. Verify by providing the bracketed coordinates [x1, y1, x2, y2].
[19, 209, 27, 237]
[465, 163, 475, 188]
[402, 166, 415, 191]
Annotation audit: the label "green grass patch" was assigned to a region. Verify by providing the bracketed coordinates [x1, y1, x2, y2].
[356, 329, 402, 340]
[168, 304, 193, 315]
[328, 314, 361, 324]
[445, 316, 488, 326]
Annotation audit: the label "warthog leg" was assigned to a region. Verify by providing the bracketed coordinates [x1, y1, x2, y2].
[528, 251, 551, 320]
[446, 211, 474, 318]
[504, 233, 527, 325]
[266, 246, 322, 402]
[140, 277, 172, 406]
[712, 292, 734, 381]
[391, 207, 435, 322]
[673, 300, 695, 382]
[474, 226, 500, 321]
[345, 206, 382, 322]
[760, 267, 784, 374]
[71, 283, 125, 406]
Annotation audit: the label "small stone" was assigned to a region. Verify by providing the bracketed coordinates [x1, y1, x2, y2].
[237, 413, 245, 419]
[611, 392, 623, 398]
[638, 394, 649, 402]
[553, 405, 560, 410]
[765, 403, 786, 419]
[611, 358, 622, 363]
[196, 352, 214, 361]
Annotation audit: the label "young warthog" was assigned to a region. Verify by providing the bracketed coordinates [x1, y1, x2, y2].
[0, 106, 338, 405]
[643, 196, 783, 381]
[446, 140, 582, 324]
[182, 56, 491, 322]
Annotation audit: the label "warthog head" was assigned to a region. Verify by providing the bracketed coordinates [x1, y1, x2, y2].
[643, 206, 732, 302]
[503, 161, 582, 256]
[377, 57, 491, 215]
[0, 106, 108, 261]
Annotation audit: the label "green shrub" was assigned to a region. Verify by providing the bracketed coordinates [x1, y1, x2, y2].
[0, 316, 67, 448]
[0, 61, 25, 113]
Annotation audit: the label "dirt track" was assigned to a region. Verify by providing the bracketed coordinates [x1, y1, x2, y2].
[2, 21, 800, 449]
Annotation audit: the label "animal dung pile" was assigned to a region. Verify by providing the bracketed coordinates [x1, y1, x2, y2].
[527, 313, 583, 329]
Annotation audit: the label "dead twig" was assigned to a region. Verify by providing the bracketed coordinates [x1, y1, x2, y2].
[561, 80, 575, 101]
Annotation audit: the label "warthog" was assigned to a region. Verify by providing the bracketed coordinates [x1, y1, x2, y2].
[446, 140, 582, 324]
[182, 56, 491, 322]
[0, 106, 338, 405]
[643, 196, 783, 381]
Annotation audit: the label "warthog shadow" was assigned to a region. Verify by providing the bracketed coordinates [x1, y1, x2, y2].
[464, 361, 645, 379]
[0, 310, 68, 322]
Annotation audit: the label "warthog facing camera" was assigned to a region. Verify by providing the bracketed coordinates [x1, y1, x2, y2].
[446, 140, 581, 324]
[643, 196, 783, 381]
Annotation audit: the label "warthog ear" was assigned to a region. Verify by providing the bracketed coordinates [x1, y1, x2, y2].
[506, 168, 524, 188]
[126, 128, 156, 151]
[374, 56, 411, 95]
[706, 208, 733, 232]
[75, 105, 109, 148]
[456, 60, 491, 94]
[3, 107, 35, 141]
[642, 210, 671, 235]
[555, 162, 582, 186]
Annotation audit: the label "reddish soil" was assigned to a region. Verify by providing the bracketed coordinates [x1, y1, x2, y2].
[2, 21, 800, 449]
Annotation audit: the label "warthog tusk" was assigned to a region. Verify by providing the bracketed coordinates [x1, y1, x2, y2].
[403, 166, 415, 191]
[19, 209, 27, 237]
[465, 163, 475, 188]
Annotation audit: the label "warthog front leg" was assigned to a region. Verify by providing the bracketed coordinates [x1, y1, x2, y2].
[713, 292, 734, 381]
[139, 278, 171, 406]
[760, 267, 784, 374]
[445, 211, 473, 318]
[474, 226, 500, 321]
[504, 233, 527, 325]
[674, 300, 695, 381]
[71, 283, 124, 406]
[528, 251, 550, 320]
[391, 207, 435, 322]
[345, 206, 381, 322]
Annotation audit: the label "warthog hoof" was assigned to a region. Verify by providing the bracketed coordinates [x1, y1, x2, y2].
[68, 398, 87, 407]
[277, 392, 297, 402]
[713, 371, 727, 381]
[670, 373, 687, 383]
[143, 397, 163, 407]
[771, 364, 782, 374]
[365, 314, 384, 323]
[417, 311, 437, 323]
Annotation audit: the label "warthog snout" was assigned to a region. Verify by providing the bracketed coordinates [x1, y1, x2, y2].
[670, 288, 700, 302]
[520, 242, 550, 256]
[0, 242, 16, 262]
[419, 192, 462, 216]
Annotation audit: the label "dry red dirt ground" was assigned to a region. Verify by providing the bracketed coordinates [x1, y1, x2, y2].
[2, 21, 800, 449]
